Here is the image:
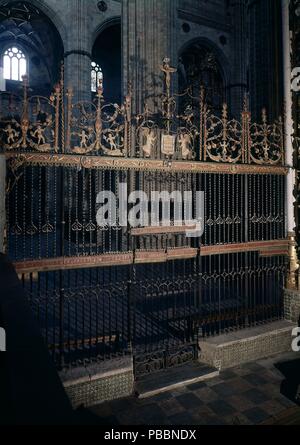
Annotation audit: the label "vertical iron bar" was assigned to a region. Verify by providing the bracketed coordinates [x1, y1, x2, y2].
[59, 165, 65, 369]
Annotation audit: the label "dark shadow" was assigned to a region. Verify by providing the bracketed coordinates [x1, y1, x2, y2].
[75, 405, 118, 425]
[129, 54, 164, 112]
[275, 317, 300, 406]
[0, 254, 101, 425]
[178, 41, 226, 113]
[92, 23, 121, 104]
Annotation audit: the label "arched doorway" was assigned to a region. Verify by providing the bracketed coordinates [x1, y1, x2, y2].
[0, 1, 64, 95]
[178, 41, 226, 112]
[92, 22, 121, 104]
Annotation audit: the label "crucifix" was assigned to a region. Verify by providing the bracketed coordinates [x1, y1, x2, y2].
[160, 57, 177, 96]
[160, 57, 177, 136]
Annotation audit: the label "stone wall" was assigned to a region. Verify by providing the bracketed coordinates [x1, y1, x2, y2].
[199, 321, 296, 370]
[248, 0, 283, 120]
[60, 355, 134, 408]
[0, 0, 252, 110]
[284, 289, 300, 324]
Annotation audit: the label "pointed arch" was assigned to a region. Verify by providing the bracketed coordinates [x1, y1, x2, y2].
[178, 37, 230, 111]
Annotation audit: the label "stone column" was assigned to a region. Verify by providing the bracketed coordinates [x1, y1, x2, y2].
[284, 288, 300, 323]
[64, 0, 91, 102]
[229, 0, 248, 116]
[0, 54, 5, 92]
[282, 0, 295, 233]
[282, 0, 298, 290]
[0, 155, 6, 253]
[122, 0, 178, 113]
[248, 0, 283, 120]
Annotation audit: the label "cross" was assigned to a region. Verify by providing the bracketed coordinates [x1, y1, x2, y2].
[160, 57, 177, 92]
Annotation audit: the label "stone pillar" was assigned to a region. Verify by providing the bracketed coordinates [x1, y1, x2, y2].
[0, 154, 6, 253]
[0, 54, 5, 92]
[284, 289, 300, 323]
[282, 0, 298, 290]
[229, 0, 248, 116]
[122, 0, 178, 113]
[64, 0, 91, 102]
[248, 0, 283, 120]
[282, 0, 295, 233]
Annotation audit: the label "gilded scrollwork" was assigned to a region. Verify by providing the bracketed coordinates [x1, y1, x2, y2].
[203, 103, 242, 163]
[0, 58, 285, 166]
[68, 94, 99, 154]
[6, 154, 26, 193]
[249, 109, 284, 165]
[67, 83, 126, 156]
[0, 76, 59, 153]
[5, 151, 288, 176]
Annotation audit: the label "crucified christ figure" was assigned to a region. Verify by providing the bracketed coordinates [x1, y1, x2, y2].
[160, 57, 177, 91]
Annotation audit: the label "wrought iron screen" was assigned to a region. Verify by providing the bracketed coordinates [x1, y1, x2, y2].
[1, 60, 288, 375]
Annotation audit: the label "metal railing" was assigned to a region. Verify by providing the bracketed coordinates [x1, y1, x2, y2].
[0, 58, 289, 374]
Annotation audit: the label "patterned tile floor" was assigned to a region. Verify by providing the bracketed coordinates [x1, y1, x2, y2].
[86, 352, 300, 425]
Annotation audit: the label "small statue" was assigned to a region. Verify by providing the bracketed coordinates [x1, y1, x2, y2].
[79, 129, 89, 149]
[102, 131, 123, 157]
[178, 133, 192, 160]
[31, 125, 46, 146]
[141, 127, 156, 158]
[4, 124, 18, 144]
[181, 105, 194, 127]
[105, 132, 117, 151]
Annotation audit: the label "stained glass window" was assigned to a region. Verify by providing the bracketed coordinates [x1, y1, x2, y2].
[3, 47, 27, 81]
[91, 61, 103, 92]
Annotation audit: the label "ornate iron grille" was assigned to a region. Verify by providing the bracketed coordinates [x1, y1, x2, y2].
[1, 59, 289, 375]
[22, 266, 129, 368]
[5, 165, 286, 261]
